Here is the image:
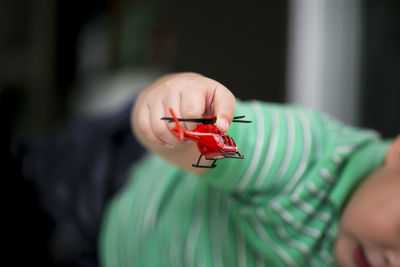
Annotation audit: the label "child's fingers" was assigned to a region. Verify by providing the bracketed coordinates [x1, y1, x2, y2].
[150, 95, 179, 146]
[135, 103, 165, 146]
[209, 82, 236, 133]
[180, 85, 206, 130]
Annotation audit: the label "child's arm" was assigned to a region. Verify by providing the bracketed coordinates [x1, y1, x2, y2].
[131, 72, 236, 173]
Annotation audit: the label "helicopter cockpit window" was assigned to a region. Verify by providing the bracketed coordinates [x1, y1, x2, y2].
[226, 136, 232, 146]
[221, 136, 233, 146]
[221, 136, 226, 144]
[232, 138, 236, 146]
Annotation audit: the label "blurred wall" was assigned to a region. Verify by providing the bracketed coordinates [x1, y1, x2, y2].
[360, 0, 400, 138]
[287, 0, 400, 138]
[71, 1, 289, 118]
[2, 0, 289, 138]
[167, 1, 288, 103]
[0, 0, 57, 135]
[287, 0, 363, 125]
[3, 0, 398, 138]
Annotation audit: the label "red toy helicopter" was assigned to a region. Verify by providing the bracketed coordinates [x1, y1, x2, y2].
[161, 108, 251, 168]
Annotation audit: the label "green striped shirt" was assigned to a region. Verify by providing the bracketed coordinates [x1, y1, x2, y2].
[100, 100, 389, 266]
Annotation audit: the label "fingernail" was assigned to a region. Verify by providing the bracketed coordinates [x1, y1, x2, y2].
[218, 118, 229, 132]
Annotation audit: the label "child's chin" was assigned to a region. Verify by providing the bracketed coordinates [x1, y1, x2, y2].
[353, 246, 370, 267]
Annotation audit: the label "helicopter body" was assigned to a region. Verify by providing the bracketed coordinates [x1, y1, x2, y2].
[162, 108, 250, 168]
[180, 123, 239, 160]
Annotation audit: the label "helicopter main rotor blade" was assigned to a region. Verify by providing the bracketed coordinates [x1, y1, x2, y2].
[161, 115, 252, 124]
[232, 119, 252, 123]
[161, 117, 217, 124]
[232, 115, 252, 123]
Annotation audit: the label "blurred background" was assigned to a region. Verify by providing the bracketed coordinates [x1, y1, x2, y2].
[2, 0, 399, 266]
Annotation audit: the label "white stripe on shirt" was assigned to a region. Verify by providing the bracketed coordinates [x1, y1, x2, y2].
[237, 102, 265, 191]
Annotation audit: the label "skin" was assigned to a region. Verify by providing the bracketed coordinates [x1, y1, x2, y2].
[132, 72, 400, 266]
[335, 136, 400, 267]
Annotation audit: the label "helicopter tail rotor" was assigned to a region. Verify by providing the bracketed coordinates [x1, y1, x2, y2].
[169, 108, 184, 142]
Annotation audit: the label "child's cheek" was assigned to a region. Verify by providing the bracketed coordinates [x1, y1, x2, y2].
[348, 174, 400, 247]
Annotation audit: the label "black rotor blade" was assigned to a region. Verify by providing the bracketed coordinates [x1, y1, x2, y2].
[232, 115, 251, 123]
[233, 115, 246, 119]
[161, 115, 251, 124]
[232, 119, 252, 123]
[161, 117, 217, 124]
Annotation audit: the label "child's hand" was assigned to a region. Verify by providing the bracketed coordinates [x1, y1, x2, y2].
[335, 161, 400, 266]
[131, 72, 235, 171]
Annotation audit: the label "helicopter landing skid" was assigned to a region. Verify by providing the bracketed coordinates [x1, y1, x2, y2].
[192, 154, 217, 168]
[218, 149, 244, 159]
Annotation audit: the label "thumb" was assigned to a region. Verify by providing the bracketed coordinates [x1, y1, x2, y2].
[211, 84, 236, 133]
